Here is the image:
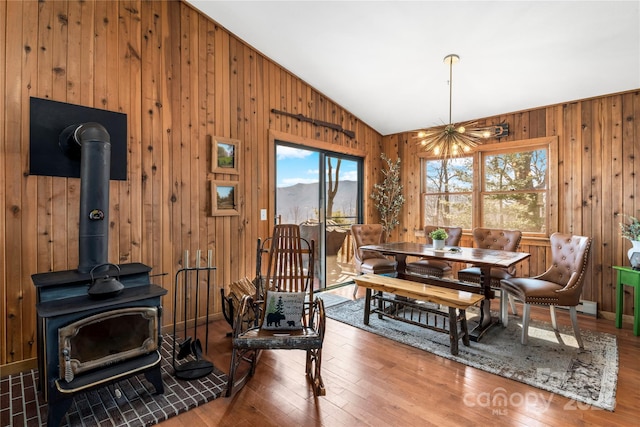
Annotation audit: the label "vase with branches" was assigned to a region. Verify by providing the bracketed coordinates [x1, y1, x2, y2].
[620, 214, 640, 241]
[620, 214, 640, 266]
[370, 153, 405, 241]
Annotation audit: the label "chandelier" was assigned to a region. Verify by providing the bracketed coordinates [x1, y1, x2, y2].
[415, 54, 508, 158]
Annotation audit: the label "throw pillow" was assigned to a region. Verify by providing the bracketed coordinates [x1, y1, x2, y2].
[261, 291, 306, 330]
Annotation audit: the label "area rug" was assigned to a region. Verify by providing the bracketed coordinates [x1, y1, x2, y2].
[326, 298, 618, 411]
[315, 291, 353, 308]
[0, 335, 227, 427]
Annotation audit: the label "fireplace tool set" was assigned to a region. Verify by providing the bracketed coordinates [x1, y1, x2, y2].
[172, 249, 217, 380]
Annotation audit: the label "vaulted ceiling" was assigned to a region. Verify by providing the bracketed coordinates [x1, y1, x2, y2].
[186, 1, 640, 136]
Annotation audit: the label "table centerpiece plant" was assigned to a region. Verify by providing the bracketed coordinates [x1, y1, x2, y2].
[429, 228, 448, 250]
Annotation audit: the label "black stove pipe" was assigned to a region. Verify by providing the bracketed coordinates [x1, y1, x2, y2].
[68, 122, 111, 274]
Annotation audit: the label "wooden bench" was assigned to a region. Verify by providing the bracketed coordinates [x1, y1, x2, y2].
[353, 274, 484, 355]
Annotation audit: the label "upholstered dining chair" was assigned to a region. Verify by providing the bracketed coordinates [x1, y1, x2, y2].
[457, 228, 522, 315]
[351, 224, 398, 297]
[405, 226, 463, 278]
[500, 232, 592, 348]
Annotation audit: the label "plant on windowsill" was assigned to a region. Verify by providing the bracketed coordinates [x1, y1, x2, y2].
[370, 153, 405, 242]
[429, 228, 448, 249]
[620, 214, 640, 267]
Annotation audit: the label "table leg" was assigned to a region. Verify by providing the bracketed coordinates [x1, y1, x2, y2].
[395, 254, 407, 274]
[460, 309, 470, 347]
[634, 281, 640, 336]
[377, 290, 385, 319]
[468, 265, 498, 342]
[448, 307, 459, 355]
[391, 254, 408, 315]
[616, 274, 623, 329]
[364, 288, 371, 325]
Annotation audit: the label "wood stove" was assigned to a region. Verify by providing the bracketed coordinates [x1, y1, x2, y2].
[29, 116, 169, 426]
[33, 263, 167, 427]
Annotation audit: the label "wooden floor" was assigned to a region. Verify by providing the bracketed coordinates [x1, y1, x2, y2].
[159, 285, 640, 426]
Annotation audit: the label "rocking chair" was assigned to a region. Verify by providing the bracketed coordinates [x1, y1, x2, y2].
[226, 224, 326, 397]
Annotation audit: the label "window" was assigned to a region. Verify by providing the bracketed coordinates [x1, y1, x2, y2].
[423, 156, 473, 229]
[482, 148, 547, 233]
[421, 136, 557, 235]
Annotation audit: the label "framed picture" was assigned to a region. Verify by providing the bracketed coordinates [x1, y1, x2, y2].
[211, 136, 240, 174]
[211, 180, 240, 216]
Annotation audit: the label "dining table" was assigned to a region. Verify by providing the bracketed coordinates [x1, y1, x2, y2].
[359, 241, 531, 341]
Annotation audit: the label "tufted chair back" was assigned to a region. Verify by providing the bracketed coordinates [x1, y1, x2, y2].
[536, 232, 592, 305]
[352, 224, 384, 262]
[471, 228, 522, 275]
[350, 224, 397, 275]
[472, 227, 522, 250]
[404, 225, 463, 279]
[424, 225, 462, 246]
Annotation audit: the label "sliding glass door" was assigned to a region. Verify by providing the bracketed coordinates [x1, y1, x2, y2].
[275, 142, 362, 290]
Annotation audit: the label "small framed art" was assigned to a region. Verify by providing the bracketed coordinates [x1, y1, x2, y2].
[211, 180, 240, 216]
[211, 136, 240, 175]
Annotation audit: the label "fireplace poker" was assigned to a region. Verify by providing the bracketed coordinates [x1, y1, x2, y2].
[183, 250, 190, 341]
[194, 250, 201, 359]
[205, 249, 213, 352]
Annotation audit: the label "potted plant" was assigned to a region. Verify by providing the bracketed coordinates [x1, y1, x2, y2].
[429, 228, 448, 250]
[620, 215, 640, 266]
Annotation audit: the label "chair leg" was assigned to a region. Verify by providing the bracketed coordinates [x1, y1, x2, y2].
[352, 283, 358, 298]
[500, 290, 509, 327]
[226, 347, 240, 397]
[226, 347, 258, 397]
[508, 295, 518, 315]
[521, 303, 531, 345]
[306, 347, 326, 396]
[569, 306, 584, 349]
[549, 305, 558, 330]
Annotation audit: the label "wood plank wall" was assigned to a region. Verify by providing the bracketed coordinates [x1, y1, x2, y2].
[0, 0, 637, 369]
[386, 90, 640, 320]
[0, 0, 384, 368]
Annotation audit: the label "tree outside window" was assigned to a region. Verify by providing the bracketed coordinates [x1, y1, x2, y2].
[482, 149, 547, 232]
[423, 157, 473, 229]
[422, 141, 550, 234]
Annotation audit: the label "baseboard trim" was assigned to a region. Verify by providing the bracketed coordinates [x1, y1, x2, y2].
[555, 299, 598, 317]
[576, 300, 598, 316]
[0, 357, 38, 377]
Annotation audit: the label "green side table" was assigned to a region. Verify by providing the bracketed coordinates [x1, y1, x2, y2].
[613, 266, 640, 336]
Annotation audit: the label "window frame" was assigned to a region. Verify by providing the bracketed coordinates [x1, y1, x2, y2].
[420, 157, 475, 229]
[419, 136, 558, 237]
